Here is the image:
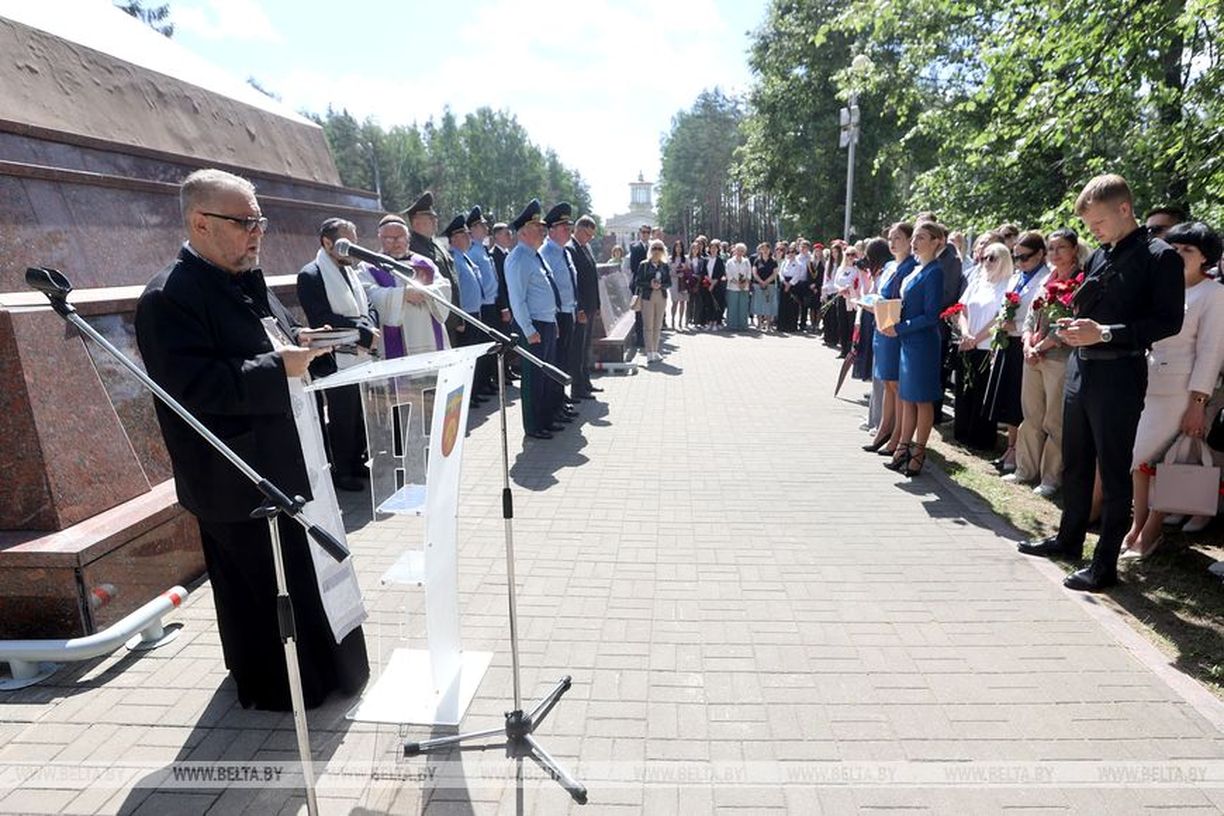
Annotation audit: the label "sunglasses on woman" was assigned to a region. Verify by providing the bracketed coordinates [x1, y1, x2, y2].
[1012, 251, 1037, 263]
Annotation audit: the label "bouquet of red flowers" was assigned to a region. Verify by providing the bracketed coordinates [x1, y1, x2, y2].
[1035, 271, 1085, 323]
[683, 269, 701, 294]
[939, 303, 966, 323]
[700, 277, 713, 290]
[992, 291, 1022, 350]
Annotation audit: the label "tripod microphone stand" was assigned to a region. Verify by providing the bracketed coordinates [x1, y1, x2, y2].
[331, 241, 588, 804]
[26, 266, 351, 816]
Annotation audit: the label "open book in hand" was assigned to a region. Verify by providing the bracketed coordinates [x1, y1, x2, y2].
[302, 328, 361, 348]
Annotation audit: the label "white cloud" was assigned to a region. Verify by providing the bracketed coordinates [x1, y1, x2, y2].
[174, 0, 282, 43]
[174, 0, 757, 216]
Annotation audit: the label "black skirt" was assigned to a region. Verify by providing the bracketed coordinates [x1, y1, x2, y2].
[852, 311, 875, 381]
[954, 348, 997, 449]
[983, 341, 1025, 426]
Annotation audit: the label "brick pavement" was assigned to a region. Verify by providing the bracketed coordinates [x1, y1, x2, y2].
[2, 329, 1223, 815]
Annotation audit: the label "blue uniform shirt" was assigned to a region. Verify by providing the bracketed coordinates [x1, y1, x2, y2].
[468, 242, 499, 306]
[505, 242, 559, 332]
[450, 246, 484, 314]
[540, 238, 577, 314]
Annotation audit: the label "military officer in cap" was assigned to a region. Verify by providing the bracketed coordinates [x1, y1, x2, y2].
[443, 213, 491, 408]
[540, 203, 580, 423]
[505, 199, 564, 439]
[467, 206, 502, 397]
[405, 191, 461, 344]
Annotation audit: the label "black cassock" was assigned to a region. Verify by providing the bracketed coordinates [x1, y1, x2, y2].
[135, 246, 368, 710]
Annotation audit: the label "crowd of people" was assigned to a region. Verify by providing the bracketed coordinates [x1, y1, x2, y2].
[622, 174, 1223, 593]
[131, 167, 1220, 715]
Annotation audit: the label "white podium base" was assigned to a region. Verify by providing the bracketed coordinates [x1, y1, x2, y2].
[345, 647, 492, 726]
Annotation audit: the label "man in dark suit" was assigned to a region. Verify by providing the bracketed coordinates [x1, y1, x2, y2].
[1018, 174, 1184, 591]
[135, 168, 368, 710]
[629, 224, 651, 348]
[568, 214, 603, 397]
[405, 191, 462, 345]
[490, 220, 519, 380]
[296, 217, 378, 492]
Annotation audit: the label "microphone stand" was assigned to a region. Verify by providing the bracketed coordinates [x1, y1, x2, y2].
[346, 245, 587, 803]
[25, 267, 349, 816]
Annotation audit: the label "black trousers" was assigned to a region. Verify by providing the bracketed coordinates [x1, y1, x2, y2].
[554, 311, 574, 408]
[570, 313, 592, 393]
[323, 383, 365, 479]
[455, 315, 488, 403]
[835, 298, 852, 351]
[1056, 354, 1146, 575]
[197, 516, 369, 710]
[478, 303, 503, 392]
[713, 282, 727, 322]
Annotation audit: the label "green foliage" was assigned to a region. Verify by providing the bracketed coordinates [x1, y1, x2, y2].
[657, 88, 778, 246]
[681, 0, 1223, 241]
[315, 107, 593, 224]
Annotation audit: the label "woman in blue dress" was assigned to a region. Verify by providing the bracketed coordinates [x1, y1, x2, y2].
[878, 220, 947, 477]
[864, 222, 917, 454]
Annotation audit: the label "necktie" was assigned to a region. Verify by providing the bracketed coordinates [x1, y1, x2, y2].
[536, 251, 562, 311]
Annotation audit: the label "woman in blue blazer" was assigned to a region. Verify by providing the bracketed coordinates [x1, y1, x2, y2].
[865, 222, 918, 455]
[877, 220, 947, 476]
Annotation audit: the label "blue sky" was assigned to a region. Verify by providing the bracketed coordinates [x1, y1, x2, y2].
[164, 0, 769, 217]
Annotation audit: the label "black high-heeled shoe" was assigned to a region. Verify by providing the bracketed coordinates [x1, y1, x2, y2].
[905, 443, 927, 477]
[883, 443, 912, 471]
[862, 437, 889, 452]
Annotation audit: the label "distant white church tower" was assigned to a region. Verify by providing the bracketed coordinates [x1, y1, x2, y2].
[605, 172, 656, 249]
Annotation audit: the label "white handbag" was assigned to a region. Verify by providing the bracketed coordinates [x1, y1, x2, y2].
[1149, 434, 1222, 517]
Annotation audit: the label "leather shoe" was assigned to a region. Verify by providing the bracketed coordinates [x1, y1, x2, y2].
[525, 429, 553, 440]
[587, 385, 604, 392]
[1063, 567, 1116, 592]
[546, 422, 565, 432]
[1016, 537, 1082, 560]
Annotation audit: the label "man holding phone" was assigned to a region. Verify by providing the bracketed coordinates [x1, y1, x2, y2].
[1017, 174, 1184, 592]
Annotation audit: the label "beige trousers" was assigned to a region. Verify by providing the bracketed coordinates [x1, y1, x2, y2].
[640, 290, 666, 354]
[1015, 355, 1067, 487]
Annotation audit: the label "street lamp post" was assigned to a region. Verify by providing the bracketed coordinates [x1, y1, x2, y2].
[839, 54, 873, 241]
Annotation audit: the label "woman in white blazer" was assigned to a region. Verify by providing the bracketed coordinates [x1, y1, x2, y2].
[1123, 222, 1224, 558]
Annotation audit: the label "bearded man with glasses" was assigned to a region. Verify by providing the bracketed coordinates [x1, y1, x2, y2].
[135, 168, 370, 710]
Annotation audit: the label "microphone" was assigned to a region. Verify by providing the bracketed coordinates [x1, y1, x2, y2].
[333, 238, 423, 278]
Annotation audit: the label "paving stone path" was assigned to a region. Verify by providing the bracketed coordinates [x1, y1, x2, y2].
[3, 330, 1223, 815]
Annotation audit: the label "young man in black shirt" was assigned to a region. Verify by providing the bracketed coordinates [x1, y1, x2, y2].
[1017, 174, 1184, 591]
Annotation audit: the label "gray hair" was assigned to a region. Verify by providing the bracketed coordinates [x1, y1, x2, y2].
[180, 168, 256, 225]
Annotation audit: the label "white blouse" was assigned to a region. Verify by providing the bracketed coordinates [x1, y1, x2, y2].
[725, 256, 752, 290]
[1003, 264, 1051, 336]
[958, 268, 1011, 351]
[1147, 279, 1224, 396]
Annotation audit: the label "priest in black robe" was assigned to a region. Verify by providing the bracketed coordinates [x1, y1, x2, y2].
[135, 168, 369, 710]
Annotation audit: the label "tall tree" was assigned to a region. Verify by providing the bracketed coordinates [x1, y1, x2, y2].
[315, 106, 594, 223]
[657, 89, 774, 245]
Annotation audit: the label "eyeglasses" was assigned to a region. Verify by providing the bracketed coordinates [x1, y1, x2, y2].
[202, 212, 269, 233]
[1012, 251, 1037, 263]
[984, 257, 1000, 264]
